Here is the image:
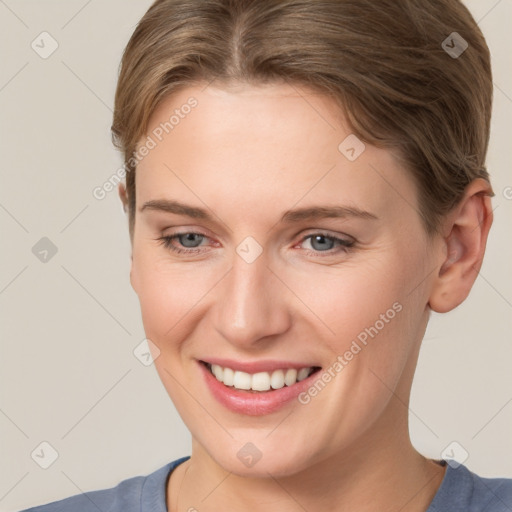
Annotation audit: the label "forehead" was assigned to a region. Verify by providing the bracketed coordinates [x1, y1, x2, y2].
[135, 82, 419, 227]
[145, 81, 345, 162]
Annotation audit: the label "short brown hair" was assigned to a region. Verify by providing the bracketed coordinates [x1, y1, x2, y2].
[111, 0, 494, 241]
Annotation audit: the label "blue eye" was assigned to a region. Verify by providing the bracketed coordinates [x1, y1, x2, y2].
[156, 232, 207, 254]
[156, 231, 354, 257]
[174, 232, 205, 248]
[303, 234, 351, 252]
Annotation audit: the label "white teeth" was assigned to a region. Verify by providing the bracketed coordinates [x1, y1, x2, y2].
[233, 371, 252, 390]
[251, 372, 271, 391]
[223, 367, 234, 386]
[270, 369, 285, 389]
[208, 364, 315, 392]
[284, 368, 298, 386]
[297, 368, 311, 381]
[211, 364, 223, 381]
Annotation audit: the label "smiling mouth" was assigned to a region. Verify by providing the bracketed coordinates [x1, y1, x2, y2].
[201, 361, 322, 393]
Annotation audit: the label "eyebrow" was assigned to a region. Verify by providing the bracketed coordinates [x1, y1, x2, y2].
[140, 199, 378, 223]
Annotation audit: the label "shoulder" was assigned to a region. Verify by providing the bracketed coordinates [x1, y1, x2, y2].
[468, 468, 512, 511]
[18, 457, 190, 512]
[429, 463, 512, 512]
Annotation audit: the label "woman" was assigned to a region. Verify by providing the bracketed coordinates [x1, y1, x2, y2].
[21, 0, 512, 510]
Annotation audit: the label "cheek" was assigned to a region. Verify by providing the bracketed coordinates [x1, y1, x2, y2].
[131, 247, 219, 349]
[284, 245, 426, 386]
[284, 254, 412, 342]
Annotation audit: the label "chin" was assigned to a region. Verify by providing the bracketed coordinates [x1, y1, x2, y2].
[204, 440, 318, 479]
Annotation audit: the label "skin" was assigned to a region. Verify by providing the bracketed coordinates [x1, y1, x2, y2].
[118, 81, 493, 511]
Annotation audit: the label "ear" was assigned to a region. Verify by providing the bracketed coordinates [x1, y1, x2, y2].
[428, 178, 494, 313]
[118, 182, 128, 213]
[118, 183, 137, 290]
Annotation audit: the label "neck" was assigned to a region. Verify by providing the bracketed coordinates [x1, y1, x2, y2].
[168, 407, 446, 512]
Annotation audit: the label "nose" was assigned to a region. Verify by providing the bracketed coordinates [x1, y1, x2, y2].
[213, 251, 292, 350]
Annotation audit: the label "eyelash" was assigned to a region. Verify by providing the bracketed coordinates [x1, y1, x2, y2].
[155, 231, 355, 257]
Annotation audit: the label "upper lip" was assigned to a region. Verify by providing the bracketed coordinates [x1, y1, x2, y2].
[200, 358, 321, 374]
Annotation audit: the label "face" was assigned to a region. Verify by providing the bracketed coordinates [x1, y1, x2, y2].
[129, 81, 440, 477]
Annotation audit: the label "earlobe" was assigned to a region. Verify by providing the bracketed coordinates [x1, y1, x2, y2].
[428, 179, 493, 313]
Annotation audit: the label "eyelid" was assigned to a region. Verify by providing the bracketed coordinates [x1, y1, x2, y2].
[298, 228, 354, 243]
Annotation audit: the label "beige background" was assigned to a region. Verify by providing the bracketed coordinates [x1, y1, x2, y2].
[1, 1, 511, 510]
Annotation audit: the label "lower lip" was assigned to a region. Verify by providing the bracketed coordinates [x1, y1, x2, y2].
[199, 361, 321, 416]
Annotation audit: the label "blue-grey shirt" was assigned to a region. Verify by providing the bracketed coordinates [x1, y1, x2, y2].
[19, 457, 512, 511]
